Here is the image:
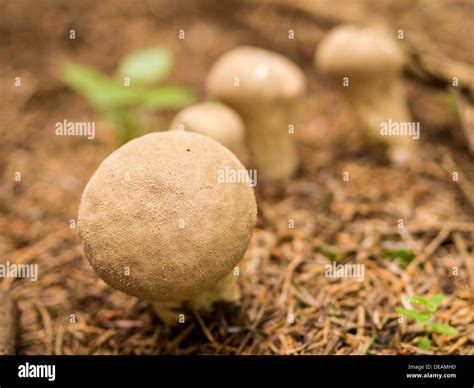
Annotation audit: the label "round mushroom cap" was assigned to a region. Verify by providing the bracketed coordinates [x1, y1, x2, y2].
[315, 25, 404, 77]
[168, 102, 245, 154]
[78, 131, 257, 302]
[206, 46, 306, 102]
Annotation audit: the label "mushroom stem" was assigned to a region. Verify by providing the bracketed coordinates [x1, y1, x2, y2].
[238, 101, 298, 180]
[348, 79, 416, 164]
[189, 271, 240, 310]
[150, 301, 183, 326]
[151, 271, 240, 324]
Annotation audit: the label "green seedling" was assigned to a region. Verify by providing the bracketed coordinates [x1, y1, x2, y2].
[382, 248, 414, 268]
[395, 293, 459, 350]
[62, 47, 195, 144]
[313, 241, 345, 261]
[443, 91, 459, 115]
[362, 335, 376, 355]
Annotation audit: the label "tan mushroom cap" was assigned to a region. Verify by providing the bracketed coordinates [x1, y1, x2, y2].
[315, 25, 404, 77]
[206, 46, 306, 102]
[78, 131, 257, 302]
[168, 102, 245, 154]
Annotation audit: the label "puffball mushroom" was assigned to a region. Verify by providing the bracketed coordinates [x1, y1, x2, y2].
[78, 131, 257, 323]
[315, 25, 415, 165]
[206, 46, 306, 180]
[169, 102, 247, 161]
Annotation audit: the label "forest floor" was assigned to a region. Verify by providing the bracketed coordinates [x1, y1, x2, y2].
[0, 0, 473, 354]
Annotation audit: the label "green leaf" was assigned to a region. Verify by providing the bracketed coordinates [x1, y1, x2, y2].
[104, 110, 141, 144]
[444, 92, 459, 114]
[395, 307, 420, 321]
[382, 249, 414, 267]
[427, 294, 444, 312]
[322, 251, 344, 261]
[362, 336, 376, 355]
[118, 47, 172, 85]
[431, 323, 459, 337]
[408, 295, 430, 308]
[418, 336, 431, 350]
[142, 86, 196, 109]
[62, 64, 142, 109]
[408, 294, 444, 312]
[315, 241, 345, 261]
[415, 312, 432, 326]
[395, 307, 431, 326]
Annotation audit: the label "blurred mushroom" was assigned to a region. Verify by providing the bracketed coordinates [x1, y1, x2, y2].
[78, 131, 257, 324]
[169, 101, 247, 162]
[206, 46, 306, 180]
[315, 25, 416, 165]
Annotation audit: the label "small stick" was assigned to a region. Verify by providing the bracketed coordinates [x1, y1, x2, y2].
[453, 232, 474, 291]
[2, 230, 68, 290]
[193, 310, 216, 344]
[441, 152, 474, 207]
[167, 323, 195, 350]
[279, 253, 305, 305]
[237, 292, 269, 354]
[406, 227, 451, 276]
[356, 305, 365, 338]
[447, 337, 468, 355]
[350, 221, 474, 234]
[0, 291, 19, 355]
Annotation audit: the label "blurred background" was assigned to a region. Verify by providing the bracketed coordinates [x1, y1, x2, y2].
[0, 0, 473, 355]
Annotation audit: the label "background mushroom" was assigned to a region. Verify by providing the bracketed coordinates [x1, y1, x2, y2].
[169, 101, 247, 162]
[206, 46, 306, 180]
[78, 131, 257, 324]
[315, 25, 416, 165]
[0, 291, 18, 355]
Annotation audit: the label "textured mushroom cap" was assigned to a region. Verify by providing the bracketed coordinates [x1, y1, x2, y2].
[78, 131, 257, 302]
[168, 102, 245, 153]
[315, 26, 403, 77]
[206, 46, 306, 102]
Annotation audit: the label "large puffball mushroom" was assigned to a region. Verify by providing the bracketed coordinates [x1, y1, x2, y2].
[315, 25, 416, 165]
[206, 46, 306, 180]
[169, 102, 247, 162]
[78, 131, 257, 322]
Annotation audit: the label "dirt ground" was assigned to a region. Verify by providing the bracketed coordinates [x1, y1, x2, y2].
[0, 0, 473, 355]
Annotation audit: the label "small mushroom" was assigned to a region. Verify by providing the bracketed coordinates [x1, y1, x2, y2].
[169, 101, 247, 161]
[206, 46, 306, 180]
[78, 131, 257, 324]
[315, 25, 416, 165]
[0, 291, 18, 355]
